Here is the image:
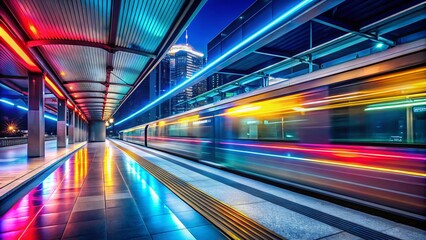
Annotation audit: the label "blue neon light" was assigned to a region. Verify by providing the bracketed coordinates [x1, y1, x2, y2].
[0, 99, 15, 106]
[114, 0, 313, 126]
[17, 105, 28, 111]
[1, 99, 58, 122]
[44, 115, 58, 121]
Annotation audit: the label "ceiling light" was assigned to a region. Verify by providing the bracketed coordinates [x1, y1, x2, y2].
[375, 43, 384, 49]
[0, 25, 40, 72]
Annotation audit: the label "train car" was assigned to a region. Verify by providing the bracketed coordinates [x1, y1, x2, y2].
[121, 52, 426, 219]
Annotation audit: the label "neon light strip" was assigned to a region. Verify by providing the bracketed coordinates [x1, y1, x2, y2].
[220, 142, 426, 161]
[114, 0, 313, 126]
[45, 76, 65, 98]
[218, 148, 426, 177]
[17, 105, 28, 111]
[0, 26, 38, 69]
[365, 100, 426, 111]
[16, 105, 58, 121]
[0, 99, 15, 106]
[1, 100, 58, 122]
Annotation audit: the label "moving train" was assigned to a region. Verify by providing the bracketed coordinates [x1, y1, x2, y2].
[120, 51, 426, 220]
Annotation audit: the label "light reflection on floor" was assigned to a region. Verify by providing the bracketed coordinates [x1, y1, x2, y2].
[0, 141, 225, 239]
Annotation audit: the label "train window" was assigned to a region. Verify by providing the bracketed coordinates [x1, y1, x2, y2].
[167, 123, 188, 137]
[366, 108, 406, 143]
[330, 68, 426, 145]
[220, 114, 299, 141]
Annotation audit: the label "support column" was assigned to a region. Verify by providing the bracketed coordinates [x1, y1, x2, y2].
[82, 122, 85, 141]
[28, 73, 45, 157]
[89, 121, 106, 142]
[78, 117, 82, 142]
[69, 110, 75, 144]
[75, 115, 80, 143]
[85, 122, 88, 141]
[80, 118, 84, 142]
[57, 99, 67, 147]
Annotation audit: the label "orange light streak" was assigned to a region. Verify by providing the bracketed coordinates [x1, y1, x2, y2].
[66, 100, 73, 108]
[0, 25, 39, 72]
[44, 76, 65, 98]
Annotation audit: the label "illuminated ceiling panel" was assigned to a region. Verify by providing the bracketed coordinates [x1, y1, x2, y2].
[2, 0, 203, 120]
[6, 0, 111, 43]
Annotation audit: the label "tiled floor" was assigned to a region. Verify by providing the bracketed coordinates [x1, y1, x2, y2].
[0, 140, 86, 199]
[111, 139, 426, 240]
[0, 141, 226, 240]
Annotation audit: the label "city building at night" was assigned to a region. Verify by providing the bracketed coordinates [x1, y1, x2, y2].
[168, 44, 204, 114]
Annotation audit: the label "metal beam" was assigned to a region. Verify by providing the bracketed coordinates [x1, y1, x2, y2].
[74, 97, 123, 101]
[63, 80, 131, 87]
[70, 90, 126, 95]
[312, 16, 395, 46]
[217, 71, 247, 76]
[361, 2, 425, 33]
[0, 75, 27, 80]
[26, 39, 156, 59]
[254, 48, 294, 59]
[102, 0, 121, 120]
[0, 81, 27, 95]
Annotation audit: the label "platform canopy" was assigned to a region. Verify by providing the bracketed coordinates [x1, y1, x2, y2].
[0, 0, 204, 120]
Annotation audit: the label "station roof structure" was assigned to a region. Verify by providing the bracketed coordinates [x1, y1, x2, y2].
[1, 0, 205, 121]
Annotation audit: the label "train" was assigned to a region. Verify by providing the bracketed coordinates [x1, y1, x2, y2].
[120, 51, 426, 220]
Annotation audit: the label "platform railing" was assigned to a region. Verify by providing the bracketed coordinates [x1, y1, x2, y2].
[0, 136, 56, 147]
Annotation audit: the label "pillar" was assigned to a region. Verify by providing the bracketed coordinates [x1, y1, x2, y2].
[89, 120, 106, 142]
[85, 122, 88, 140]
[57, 99, 67, 147]
[69, 110, 75, 144]
[81, 121, 84, 142]
[75, 115, 80, 142]
[28, 73, 45, 157]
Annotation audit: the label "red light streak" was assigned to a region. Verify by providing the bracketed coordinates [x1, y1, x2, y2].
[220, 142, 426, 161]
[0, 25, 40, 72]
[66, 100, 73, 109]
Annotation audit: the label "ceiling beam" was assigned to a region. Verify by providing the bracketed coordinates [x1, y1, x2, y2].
[0, 74, 27, 80]
[63, 80, 131, 87]
[254, 48, 294, 59]
[69, 90, 126, 95]
[74, 97, 121, 101]
[217, 70, 247, 76]
[26, 39, 156, 59]
[0, 79, 28, 95]
[312, 16, 395, 46]
[102, 0, 122, 120]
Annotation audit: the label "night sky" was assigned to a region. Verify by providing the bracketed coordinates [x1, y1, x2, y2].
[176, 0, 256, 54]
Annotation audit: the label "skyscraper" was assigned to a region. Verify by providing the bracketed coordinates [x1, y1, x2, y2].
[168, 44, 204, 114]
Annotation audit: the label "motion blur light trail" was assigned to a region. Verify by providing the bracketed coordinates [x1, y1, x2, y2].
[219, 143, 426, 177]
